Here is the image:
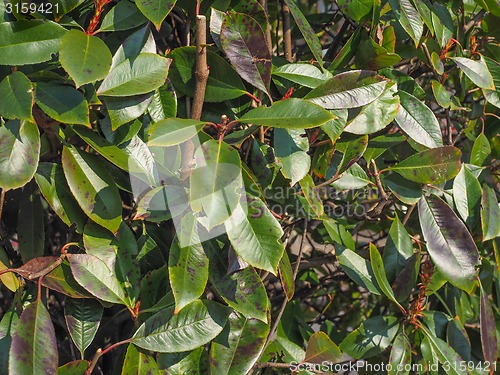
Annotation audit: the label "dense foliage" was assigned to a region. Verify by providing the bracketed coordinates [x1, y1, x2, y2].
[0, 0, 500, 374]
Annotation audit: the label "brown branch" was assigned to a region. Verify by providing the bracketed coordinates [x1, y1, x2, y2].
[315, 173, 343, 189]
[254, 362, 291, 369]
[259, 0, 273, 52]
[445, 108, 453, 145]
[402, 204, 416, 226]
[370, 159, 388, 200]
[422, 42, 440, 81]
[282, 0, 292, 62]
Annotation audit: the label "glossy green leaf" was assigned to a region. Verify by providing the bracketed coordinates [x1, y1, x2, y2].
[0, 247, 19, 292]
[43, 260, 95, 299]
[273, 63, 332, 88]
[274, 128, 310, 185]
[470, 132, 491, 167]
[283, 0, 324, 69]
[189, 139, 243, 229]
[67, 253, 131, 306]
[0, 120, 40, 191]
[148, 79, 177, 121]
[239, 98, 334, 129]
[57, 360, 90, 375]
[388, 332, 411, 375]
[304, 331, 343, 364]
[0, 20, 67, 65]
[383, 214, 413, 282]
[305, 70, 389, 109]
[97, 53, 171, 97]
[278, 250, 294, 300]
[168, 46, 247, 102]
[370, 243, 404, 310]
[337, 134, 368, 175]
[35, 162, 87, 230]
[134, 185, 188, 222]
[157, 347, 203, 374]
[34, 82, 90, 127]
[298, 174, 324, 218]
[432, 3, 453, 47]
[64, 298, 103, 358]
[431, 52, 444, 75]
[169, 215, 208, 313]
[225, 196, 285, 275]
[98, 0, 148, 32]
[210, 311, 270, 375]
[220, 11, 272, 99]
[451, 57, 495, 90]
[447, 316, 471, 362]
[122, 343, 160, 375]
[394, 91, 442, 148]
[210, 7, 225, 50]
[418, 195, 481, 293]
[383, 173, 422, 204]
[336, 247, 380, 295]
[387, 0, 423, 46]
[0, 71, 34, 122]
[104, 92, 154, 130]
[17, 182, 45, 263]
[9, 300, 58, 375]
[0, 308, 20, 374]
[323, 218, 355, 250]
[422, 328, 471, 375]
[388, 146, 461, 184]
[132, 300, 231, 352]
[136, 0, 175, 30]
[481, 185, 500, 241]
[147, 118, 205, 147]
[355, 31, 402, 70]
[344, 81, 399, 134]
[336, 0, 373, 21]
[59, 29, 112, 88]
[432, 80, 451, 108]
[110, 24, 156, 70]
[339, 316, 399, 358]
[62, 146, 122, 233]
[453, 165, 482, 228]
[321, 110, 347, 145]
[83, 221, 140, 305]
[50, 0, 85, 21]
[206, 240, 269, 322]
[480, 285, 498, 372]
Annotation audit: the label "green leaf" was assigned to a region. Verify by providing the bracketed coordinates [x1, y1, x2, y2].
[470, 132, 491, 167]
[43, 260, 95, 299]
[432, 80, 451, 108]
[0, 308, 20, 374]
[67, 253, 131, 306]
[370, 243, 405, 310]
[274, 128, 310, 185]
[431, 52, 444, 75]
[336, 0, 373, 21]
[136, 0, 175, 30]
[383, 214, 413, 282]
[169, 215, 209, 313]
[418, 195, 481, 293]
[395, 91, 443, 148]
[225, 196, 285, 275]
[481, 185, 500, 241]
[148, 79, 177, 121]
[134, 185, 188, 222]
[0, 71, 34, 122]
[240, 98, 334, 129]
[304, 331, 343, 364]
[0, 120, 40, 191]
[17, 182, 45, 263]
[283, 0, 324, 69]
[111, 25, 156, 70]
[388, 146, 461, 184]
[168, 46, 247, 102]
[83, 221, 140, 305]
[97, 0, 148, 32]
[9, 300, 58, 375]
[480, 285, 498, 370]
[57, 360, 90, 375]
[432, 3, 454, 47]
[337, 134, 368, 175]
[388, 332, 411, 375]
[453, 165, 482, 228]
[59, 29, 112, 88]
[51, 0, 85, 21]
[122, 343, 160, 375]
[387, 0, 423, 46]
[298, 174, 324, 218]
[157, 348, 203, 374]
[34, 82, 90, 127]
[451, 57, 495, 90]
[278, 250, 294, 300]
[273, 63, 332, 88]
[447, 316, 471, 362]
[64, 298, 103, 358]
[323, 218, 355, 250]
[0, 247, 19, 292]
[339, 316, 399, 358]
[210, 311, 270, 375]
[104, 92, 154, 130]
[62, 145, 122, 233]
[97, 53, 172, 97]
[206, 240, 270, 323]
[220, 11, 272, 99]
[147, 118, 205, 147]
[336, 247, 380, 295]
[132, 300, 231, 353]
[0, 20, 67, 65]
[35, 163, 87, 231]
[344, 82, 400, 134]
[189, 139, 243, 229]
[355, 31, 402, 70]
[305, 70, 389, 109]
[383, 173, 422, 204]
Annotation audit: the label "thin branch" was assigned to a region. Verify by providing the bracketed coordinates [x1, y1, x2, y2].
[422, 42, 440, 81]
[259, 0, 273, 51]
[315, 173, 343, 189]
[370, 159, 388, 200]
[402, 204, 416, 226]
[282, 0, 292, 62]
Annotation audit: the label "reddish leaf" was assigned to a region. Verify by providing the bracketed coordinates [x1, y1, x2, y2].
[304, 332, 343, 364]
[480, 285, 498, 374]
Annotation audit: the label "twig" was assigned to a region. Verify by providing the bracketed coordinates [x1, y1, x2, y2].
[402, 204, 416, 226]
[422, 42, 440, 81]
[254, 362, 291, 369]
[445, 108, 453, 145]
[259, 0, 273, 51]
[315, 173, 343, 188]
[0, 189, 4, 224]
[282, 0, 292, 62]
[370, 160, 388, 200]
[86, 339, 133, 374]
